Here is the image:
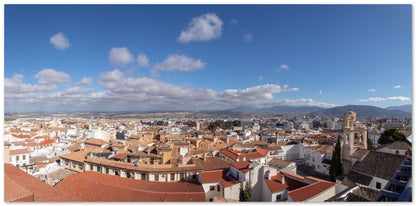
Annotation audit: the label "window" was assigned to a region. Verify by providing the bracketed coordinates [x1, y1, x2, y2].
[155, 174, 159, 181]
[180, 173, 184, 180]
[90, 164, 93, 170]
[276, 194, 281, 201]
[396, 150, 399, 155]
[171, 173, 175, 181]
[65, 161, 69, 166]
[16, 156, 19, 161]
[210, 186, 215, 191]
[97, 166, 101, 172]
[126, 172, 131, 178]
[106, 168, 109, 174]
[79, 164, 83, 170]
[115, 171, 120, 176]
[142, 174, 147, 180]
[376, 182, 381, 189]
[23, 155, 26, 160]
[217, 185, 220, 191]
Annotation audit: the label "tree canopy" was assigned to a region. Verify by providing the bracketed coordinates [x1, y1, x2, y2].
[329, 138, 342, 181]
[378, 128, 405, 145]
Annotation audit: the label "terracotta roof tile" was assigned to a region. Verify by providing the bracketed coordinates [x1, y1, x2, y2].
[9, 148, 30, 155]
[200, 170, 223, 183]
[54, 171, 205, 201]
[4, 164, 80, 202]
[288, 181, 335, 202]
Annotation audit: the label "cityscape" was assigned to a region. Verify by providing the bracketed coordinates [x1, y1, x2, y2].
[3, 4, 413, 203]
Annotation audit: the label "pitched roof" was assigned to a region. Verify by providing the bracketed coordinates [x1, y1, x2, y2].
[288, 180, 336, 202]
[39, 138, 55, 146]
[60, 150, 89, 163]
[351, 151, 405, 180]
[264, 173, 287, 193]
[377, 140, 411, 150]
[9, 148, 30, 155]
[230, 161, 251, 173]
[4, 175, 34, 202]
[200, 170, 223, 183]
[268, 158, 293, 168]
[351, 149, 370, 160]
[4, 164, 80, 202]
[84, 138, 109, 146]
[54, 171, 205, 202]
[193, 156, 230, 171]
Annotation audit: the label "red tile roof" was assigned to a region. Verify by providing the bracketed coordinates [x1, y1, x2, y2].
[4, 175, 34, 202]
[200, 170, 223, 183]
[219, 147, 268, 162]
[39, 138, 55, 146]
[219, 175, 239, 188]
[230, 161, 251, 173]
[9, 148, 30, 155]
[84, 138, 109, 146]
[264, 173, 287, 193]
[54, 171, 205, 201]
[288, 180, 335, 202]
[264, 171, 336, 201]
[4, 164, 80, 202]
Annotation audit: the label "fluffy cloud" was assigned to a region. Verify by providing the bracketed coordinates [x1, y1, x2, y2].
[50, 32, 70, 50]
[280, 64, 290, 70]
[394, 85, 404, 89]
[109, 47, 134, 67]
[35, 69, 70, 85]
[359, 96, 410, 102]
[244, 33, 253, 42]
[6, 69, 337, 112]
[151, 54, 205, 77]
[368, 89, 376, 92]
[178, 13, 223, 43]
[386, 96, 410, 101]
[137, 54, 149, 67]
[75, 77, 93, 86]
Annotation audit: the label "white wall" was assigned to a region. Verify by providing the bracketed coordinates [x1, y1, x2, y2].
[369, 176, 389, 190]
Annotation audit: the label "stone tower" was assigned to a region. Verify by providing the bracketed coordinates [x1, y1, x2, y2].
[342, 111, 367, 174]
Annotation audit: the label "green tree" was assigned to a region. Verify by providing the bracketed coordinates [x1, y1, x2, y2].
[245, 182, 252, 201]
[239, 182, 247, 201]
[329, 138, 342, 182]
[378, 128, 405, 145]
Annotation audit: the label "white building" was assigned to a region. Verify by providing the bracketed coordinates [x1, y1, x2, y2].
[9, 148, 30, 168]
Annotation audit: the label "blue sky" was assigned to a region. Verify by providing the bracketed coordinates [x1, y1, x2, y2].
[4, 5, 412, 113]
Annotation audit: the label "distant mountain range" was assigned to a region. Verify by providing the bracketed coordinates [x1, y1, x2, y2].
[5, 104, 412, 120]
[308, 105, 412, 119]
[385, 104, 412, 114]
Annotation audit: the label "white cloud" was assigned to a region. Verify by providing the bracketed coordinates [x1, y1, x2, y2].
[137, 54, 149, 67]
[178, 13, 223, 43]
[386, 96, 410, 101]
[152, 54, 206, 73]
[6, 69, 337, 113]
[277, 64, 290, 72]
[109, 47, 134, 67]
[394, 85, 404, 89]
[75, 77, 93, 86]
[244, 33, 253, 42]
[280, 64, 290, 70]
[35, 69, 70, 85]
[230, 19, 238, 24]
[368, 89, 376, 92]
[319, 90, 323, 95]
[358, 96, 410, 102]
[50, 32, 70, 50]
[258, 76, 263, 81]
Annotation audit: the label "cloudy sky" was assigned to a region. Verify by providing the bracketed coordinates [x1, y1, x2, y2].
[4, 5, 412, 113]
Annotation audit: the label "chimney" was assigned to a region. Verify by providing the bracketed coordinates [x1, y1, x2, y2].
[243, 156, 246, 162]
[281, 174, 285, 184]
[236, 156, 239, 162]
[203, 153, 207, 161]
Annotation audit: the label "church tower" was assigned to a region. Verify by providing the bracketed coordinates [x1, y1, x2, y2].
[342, 111, 368, 174]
